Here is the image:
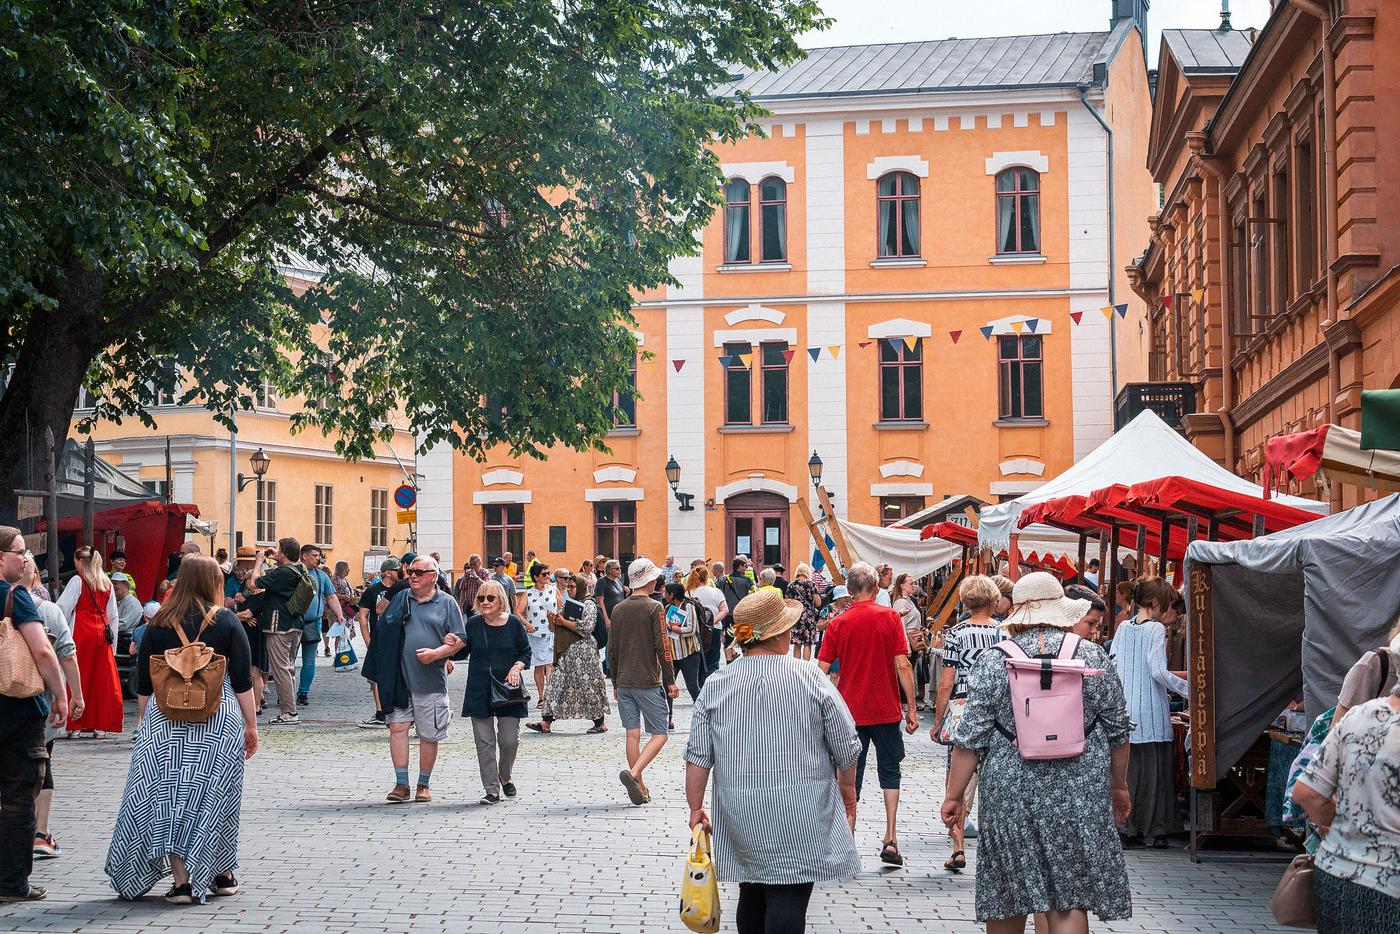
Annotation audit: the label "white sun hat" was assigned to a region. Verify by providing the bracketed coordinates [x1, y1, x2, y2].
[998, 571, 1092, 631]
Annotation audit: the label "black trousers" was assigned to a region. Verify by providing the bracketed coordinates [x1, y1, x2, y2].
[667, 653, 707, 718]
[736, 882, 814, 934]
[0, 715, 47, 895]
[699, 628, 722, 686]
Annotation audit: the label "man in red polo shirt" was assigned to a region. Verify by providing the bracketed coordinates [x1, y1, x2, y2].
[818, 561, 917, 866]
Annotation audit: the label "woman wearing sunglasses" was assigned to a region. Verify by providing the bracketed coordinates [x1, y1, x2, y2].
[527, 574, 610, 734]
[457, 579, 532, 804]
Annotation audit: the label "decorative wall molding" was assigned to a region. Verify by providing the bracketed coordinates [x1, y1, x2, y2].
[998, 458, 1046, 477]
[711, 327, 799, 348]
[984, 150, 1050, 175]
[878, 460, 925, 478]
[481, 468, 524, 487]
[719, 161, 796, 184]
[866, 155, 930, 180]
[870, 482, 934, 497]
[591, 466, 638, 484]
[471, 490, 532, 505]
[867, 318, 933, 339]
[984, 314, 1053, 335]
[714, 477, 798, 502]
[583, 487, 644, 502]
[723, 304, 786, 326]
[989, 480, 1045, 495]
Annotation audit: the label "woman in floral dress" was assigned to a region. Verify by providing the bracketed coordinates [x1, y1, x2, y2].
[785, 563, 822, 661]
[528, 576, 610, 734]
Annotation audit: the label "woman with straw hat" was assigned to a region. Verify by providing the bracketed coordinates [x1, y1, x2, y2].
[941, 571, 1134, 932]
[685, 588, 861, 934]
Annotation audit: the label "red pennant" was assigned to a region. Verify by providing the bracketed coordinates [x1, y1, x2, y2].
[1070, 311, 1083, 325]
[1162, 295, 1173, 309]
[858, 341, 872, 349]
[781, 349, 796, 364]
[949, 330, 962, 344]
[672, 359, 685, 372]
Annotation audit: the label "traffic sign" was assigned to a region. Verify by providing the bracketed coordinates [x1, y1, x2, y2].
[393, 484, 417, 509]
[396, 509, 417, 525]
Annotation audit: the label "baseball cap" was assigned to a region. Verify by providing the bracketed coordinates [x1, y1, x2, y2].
[110, 572, 135, 588]
[491, 556, 506, 567]
[142, 601, 161, 620]
[380, 557, 402, 572]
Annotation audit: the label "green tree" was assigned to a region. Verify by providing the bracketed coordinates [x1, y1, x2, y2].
[0, 0, 822, 518]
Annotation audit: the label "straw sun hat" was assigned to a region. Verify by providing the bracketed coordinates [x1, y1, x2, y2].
[997, 571, 1092, 631]
[731, 588, 803, 646]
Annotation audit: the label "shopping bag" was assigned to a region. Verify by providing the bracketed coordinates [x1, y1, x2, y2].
[936, 697, 967, 746]
[679, 825, 720, 933]
[327, 621, 349, 641]
[333, 638, 359, 672]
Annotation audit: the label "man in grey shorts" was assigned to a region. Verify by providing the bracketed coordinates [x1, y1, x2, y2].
[609, 557, 678, 805]
[377, 555, 466, 803]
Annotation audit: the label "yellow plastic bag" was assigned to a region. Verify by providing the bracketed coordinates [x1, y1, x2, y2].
[679, 825, 720, 933]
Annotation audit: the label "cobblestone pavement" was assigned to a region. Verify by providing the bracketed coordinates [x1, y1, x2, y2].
[4, 652, 1292, 933]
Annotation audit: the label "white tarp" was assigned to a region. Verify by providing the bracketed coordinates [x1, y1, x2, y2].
[978, 409, 1326, 550]
[836, 519, 962, 578]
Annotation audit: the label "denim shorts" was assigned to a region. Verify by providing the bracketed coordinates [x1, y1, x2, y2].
[387, 691, 451, 742]
[617, 686, 669, 735]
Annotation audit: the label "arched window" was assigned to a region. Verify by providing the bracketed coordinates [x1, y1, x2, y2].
[877, 172, 920, 258]
[996, 168, 1040, 254]
[759, 177, 787, 262]
[724, 178, 750, 263]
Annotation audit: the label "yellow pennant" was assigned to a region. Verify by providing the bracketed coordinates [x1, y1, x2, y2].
[828, 345, 842, 359]
[737, 353, 753, 369]
[1010, 320, 1024, 334]
[1191, 288, 1205, 305]
[902, 336, 919, 353]
[1100, 306, 1115, 321]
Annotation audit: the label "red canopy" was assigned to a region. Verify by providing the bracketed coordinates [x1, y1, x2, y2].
[919, 522, 978, 546]
[1119, 476, 1321, 536]
[1017, 488, 1199, 561]
[38, 501, 199, 602]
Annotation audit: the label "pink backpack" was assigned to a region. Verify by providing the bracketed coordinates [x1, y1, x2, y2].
[993, 633, 1105, 760]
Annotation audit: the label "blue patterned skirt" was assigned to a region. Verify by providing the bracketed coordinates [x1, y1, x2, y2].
[105, 679, 245, 903]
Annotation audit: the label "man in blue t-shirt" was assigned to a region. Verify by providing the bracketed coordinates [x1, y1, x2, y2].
[297, 544, 344, 708]
[0, 527, 69, 902]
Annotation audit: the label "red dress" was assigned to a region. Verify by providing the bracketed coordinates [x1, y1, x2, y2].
[67, 579, 124, 733]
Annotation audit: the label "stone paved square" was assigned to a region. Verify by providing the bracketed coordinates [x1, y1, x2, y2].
[2, 654, 1291, 933]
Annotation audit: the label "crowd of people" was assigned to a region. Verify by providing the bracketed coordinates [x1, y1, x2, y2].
[1, 525, 1396, 933]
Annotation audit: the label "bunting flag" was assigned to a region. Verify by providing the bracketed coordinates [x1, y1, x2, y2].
[949, 329, 963, 344]
[1010, 320, 1025, 334]
[737, 353, 753, 369]
[807, 347, 822, 362]
[828, 345, 842, 359]
[1114, 303, 1129, 318]
[1100, 307, 1115, 321]
[1069, 311, 1084, 325]
[717, 354, 732, 368]
[885, 338, 902, 354]
[979, 325, 994, 341]
[902, 336, 919, 353]
[1191, 288, 1205, 305]
[672, 359, 685, 372]
[858, 341, 872, 349]
[781, 348, 796, 364]
[1161, 295, 1174, 309]
[1024, 319, 1039, 334]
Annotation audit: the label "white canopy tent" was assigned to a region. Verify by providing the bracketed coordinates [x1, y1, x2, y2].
[978, 410, 1327, 551]
[835, 519, 962, 578]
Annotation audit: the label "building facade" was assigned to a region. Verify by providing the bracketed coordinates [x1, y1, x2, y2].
[1131, 1, 1400, 509]
[423, 9, 1157, 572]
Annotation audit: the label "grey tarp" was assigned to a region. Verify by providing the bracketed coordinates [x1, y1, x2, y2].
[1186, 494, 1400, 781]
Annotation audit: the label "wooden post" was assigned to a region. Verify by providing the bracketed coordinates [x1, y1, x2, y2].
[795, 496, 843, 585]
[82, 438, 95, 548]
[164, 437, 173, 505]
[1096, 531, 1109, 599]
[1158, 517, 1171, 572]
[1188, 563, 1216, 790]
[1007, 533, 1021, 581]
[816, 486, 854, 570]
[43, 428, 60, 586]
[1076, 530, 1088, 579]
[1134, 523, 1147, 578]
[1107, 523, 1122, 630]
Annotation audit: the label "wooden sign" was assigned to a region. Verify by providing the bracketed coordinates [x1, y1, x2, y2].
[1188, 563, 1216, 789]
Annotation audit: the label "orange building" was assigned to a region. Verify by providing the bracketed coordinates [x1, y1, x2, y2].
[1130, 1, 1400, 509]
[425, 6, 1159, 572]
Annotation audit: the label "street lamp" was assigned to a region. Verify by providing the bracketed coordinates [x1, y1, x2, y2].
[808, 451, 823, 487]
[665, 455, 695, 511]
[236, 448, 271, 492]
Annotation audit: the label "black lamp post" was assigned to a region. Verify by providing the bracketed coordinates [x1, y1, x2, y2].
[808, 450, 823, 488]
[665, 455, 695, 511]
[236, 448, 271, 492]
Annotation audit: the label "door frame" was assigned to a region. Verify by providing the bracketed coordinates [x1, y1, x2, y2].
[724, 491, 790, 573]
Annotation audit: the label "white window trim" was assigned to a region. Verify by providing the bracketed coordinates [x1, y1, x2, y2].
[985, 315, 1053, 336]
[985, 150, 1050, 176]
[712, 327, 798, 348]
[720, 161, 795, 185]
[713, 477, 797, 502]
[723, 304, 786, 326]
[592, 466, 638, 484]
[878, 460, 925, 479]
[583, 487, 644, 502]
[999, 458, 1046, 477]
[717, 263, 792, 274]
[472, 490, 532, 505]
[867, 318, 933, 339]
[870, 482, 934, 497]
[866, 155, 930, 180]
[481, 468, 524, 487]
[989, 480, 1046, 496]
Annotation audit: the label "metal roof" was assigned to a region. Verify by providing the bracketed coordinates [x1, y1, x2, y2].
[1161, 28, 1253, 74]
[723, 32, 1113, 100]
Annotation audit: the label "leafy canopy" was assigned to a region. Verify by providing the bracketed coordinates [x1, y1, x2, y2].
[0, 0, 824, 458]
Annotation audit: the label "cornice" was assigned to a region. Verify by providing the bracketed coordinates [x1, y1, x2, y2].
[1229, 339, 1329, 430]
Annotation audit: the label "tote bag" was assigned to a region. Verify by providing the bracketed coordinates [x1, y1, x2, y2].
[679, 826, 720, 933]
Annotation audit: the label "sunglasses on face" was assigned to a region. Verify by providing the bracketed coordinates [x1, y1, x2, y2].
[406, 568, 434, 578]
[477, 595, 498, 604]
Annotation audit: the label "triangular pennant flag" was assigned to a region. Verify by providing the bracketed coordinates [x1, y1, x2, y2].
[1070, 311, 1083, 325]
[949, 330, 962, 344]
[781, 348, 796, 364]
[1161, 295, 1173, 309]
[672, 359, 685, 372]
[1010, 320, 1024, 334]
[807, 347, 821, 362]
[1115, 302, 1129, 318]
[1100, 307, 1115, 321]
[1024, 319, 1039, 334]
[737, 353, 753, 369]
[828, 345, 842, 359]
[979, 326, 994, 341]
[718, 354, 734, 368]
[886, 338, 902, 354]
[858, 341, 872, 349]
[902, 336, 918, 353]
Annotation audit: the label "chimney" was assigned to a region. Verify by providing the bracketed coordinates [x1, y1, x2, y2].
[1219, 0, 1232, 30]
[1111, 0, 1150, 41]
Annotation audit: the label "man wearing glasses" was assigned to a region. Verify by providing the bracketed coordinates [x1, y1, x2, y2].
[357, 557, 409, 728]
[0, 526, 69, 903]
[375, 556, 466, 803]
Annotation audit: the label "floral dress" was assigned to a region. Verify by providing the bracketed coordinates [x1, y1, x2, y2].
[541, 600, 610, 721]
[786, 577, 820, 646]
[953, 627, 1133, 923]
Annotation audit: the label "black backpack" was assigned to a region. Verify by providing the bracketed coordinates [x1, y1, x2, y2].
[685, 597, 714, 651]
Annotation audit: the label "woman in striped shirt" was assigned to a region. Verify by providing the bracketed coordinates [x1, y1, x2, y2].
[1110, 577, 1189, 848]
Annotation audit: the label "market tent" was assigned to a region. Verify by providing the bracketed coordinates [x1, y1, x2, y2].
[979, 409, 1325, 550]
[1185, 494, 1400, 781]
[835, 519, 962, 578]
[38, 501, 199, 603]
[1265, 423, 1400, 496]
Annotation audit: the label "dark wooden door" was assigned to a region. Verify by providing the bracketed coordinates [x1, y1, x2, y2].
[724, 491, 789, 572]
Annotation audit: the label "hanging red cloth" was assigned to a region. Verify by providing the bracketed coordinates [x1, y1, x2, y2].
[1263, 424, 1332, 499]
[66, 578, 124, 734]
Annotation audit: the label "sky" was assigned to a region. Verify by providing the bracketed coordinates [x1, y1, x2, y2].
[797, 0, 1273, 66]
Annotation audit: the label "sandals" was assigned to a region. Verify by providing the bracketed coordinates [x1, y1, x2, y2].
[525, 722, 550, 733]
[879, 841, 904, 867]
[944, 850, 967, 872]
[620, 770, 647, 806]
[585, 724, 608, 734]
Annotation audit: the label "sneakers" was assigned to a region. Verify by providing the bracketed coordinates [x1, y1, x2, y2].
[502, 782, 517, 798]
[357, 716, 387, 729]
[296, 693, 309, 707]
[480, 793, 501, 805]
[163, 883, 195, 905]
[386, 784, 411, 803]
[414, 786, 432, 803]
[269, 713, 300, 725]
[32, 832, 59, 859]
[0, 885, 46, 902]
[209, 873, 239, 897]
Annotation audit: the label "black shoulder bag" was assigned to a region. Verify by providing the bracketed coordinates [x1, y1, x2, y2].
[481, 616, 530, 710]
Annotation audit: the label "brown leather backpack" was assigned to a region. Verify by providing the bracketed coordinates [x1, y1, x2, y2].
[149, 606, 226, 722]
